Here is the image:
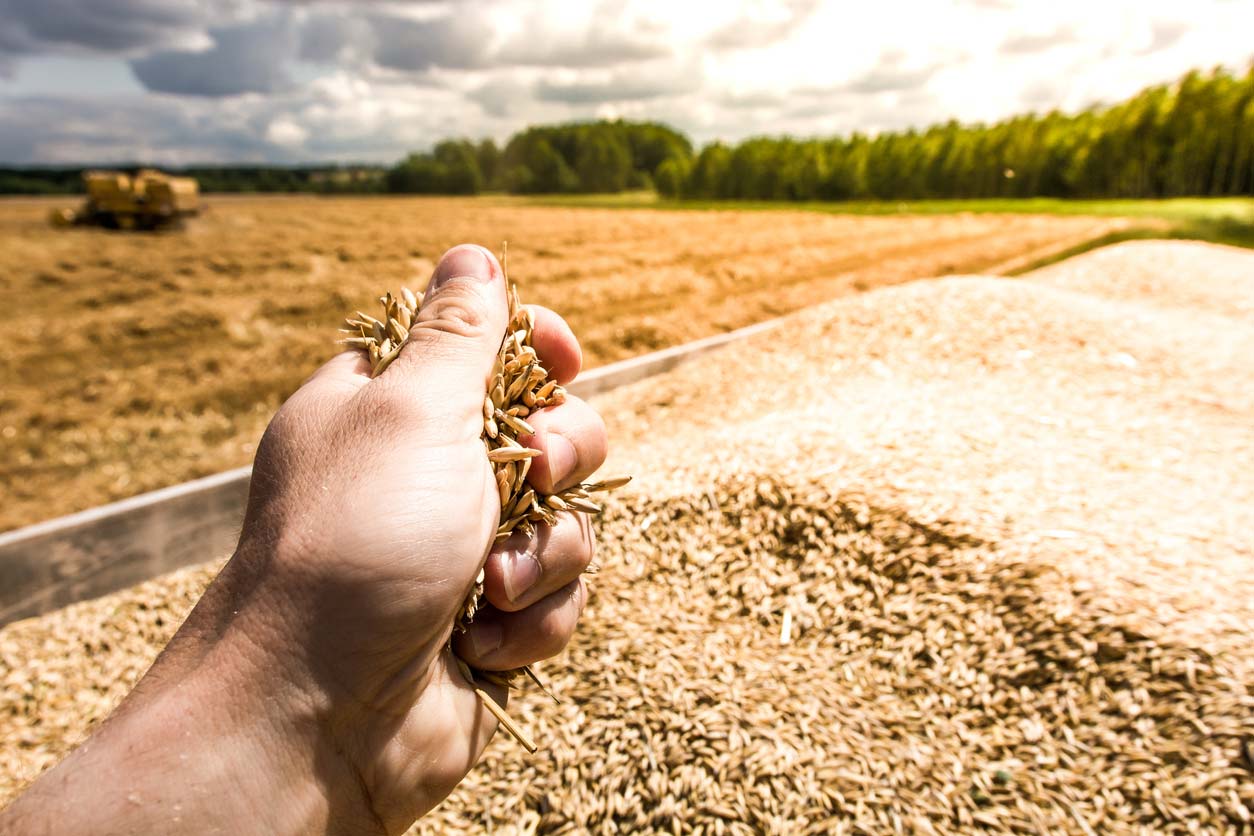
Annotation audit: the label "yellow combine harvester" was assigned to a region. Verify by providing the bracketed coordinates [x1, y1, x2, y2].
[50, 169, 199, 230]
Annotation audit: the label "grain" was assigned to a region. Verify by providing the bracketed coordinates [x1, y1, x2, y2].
[339, 270, 631, 749]
[487, 447, 543, 463]
[2, 241, 1252, 833]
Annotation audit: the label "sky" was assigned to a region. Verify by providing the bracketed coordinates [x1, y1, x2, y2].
[0, 0, 1251, 165]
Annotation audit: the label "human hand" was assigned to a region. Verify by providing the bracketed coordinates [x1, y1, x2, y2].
[0, 245, 607, 835]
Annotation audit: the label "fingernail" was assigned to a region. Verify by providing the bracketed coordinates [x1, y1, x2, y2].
[543, 431, 577, 488]
[502, 551, 541, 603]
[469, 621, 503, 659]
[426, 245, 497, 297]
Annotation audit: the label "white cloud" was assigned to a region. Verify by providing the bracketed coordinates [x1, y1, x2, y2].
[0, 0, 1250, 163]
[265, 116, 308, 146]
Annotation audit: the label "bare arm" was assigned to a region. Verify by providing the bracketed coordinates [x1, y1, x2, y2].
[1, 244, 607, 835]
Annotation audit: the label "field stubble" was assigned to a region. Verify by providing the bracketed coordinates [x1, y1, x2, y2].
[0, 195, 1127, 531]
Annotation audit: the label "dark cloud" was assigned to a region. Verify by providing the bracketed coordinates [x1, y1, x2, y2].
[2, 1, 676, 86]
[0, 0, 1232, 166]
[366, 12, 490, 72]
[0, 0, 221, 55]
[129, 15, 297, 97]
[0, 94, 290, 164]
[533, 66, 699, 105]
[705, 0, 819, 50]
[497, 13, 669, 68]
[356, 5, 670, 73]
[298, 12, 368, 63]
[0, 85, 465, 164]
[469, 77, 531, 118]
[999, 26, 1077, 55]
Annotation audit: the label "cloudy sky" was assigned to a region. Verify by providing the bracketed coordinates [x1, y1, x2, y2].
[0, 0, 1251, 165]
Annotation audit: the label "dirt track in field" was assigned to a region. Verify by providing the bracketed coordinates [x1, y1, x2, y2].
[0, 196, 1127, 531]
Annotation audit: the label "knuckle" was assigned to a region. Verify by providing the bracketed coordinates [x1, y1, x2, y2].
[413, 289, 491, 340]
[535, 622, 571, 659]
[567, 514, 596, 570]
[535, 584, 581, 639]
[256, 397, 318, 461]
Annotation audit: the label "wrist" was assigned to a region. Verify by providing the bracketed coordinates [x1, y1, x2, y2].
[161, 547, 385, 835]
[0, 626, 352, 836]
[76, 540, 385, 836]
[117, 667, 330, 834]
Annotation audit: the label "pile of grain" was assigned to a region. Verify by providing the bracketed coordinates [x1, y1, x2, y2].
[2, 241, 1252, 832]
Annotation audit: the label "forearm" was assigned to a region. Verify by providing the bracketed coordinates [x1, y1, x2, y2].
[2, 244, 600, 835]
[0, 561, 375, 836]
[2, 682, 314, 834]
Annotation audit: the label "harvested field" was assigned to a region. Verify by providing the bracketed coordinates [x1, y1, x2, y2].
[3, 240, 1253, 833]
[0, 196, 1128, 532]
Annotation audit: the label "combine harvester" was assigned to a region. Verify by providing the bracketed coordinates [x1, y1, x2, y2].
[50, 169, 199, 231]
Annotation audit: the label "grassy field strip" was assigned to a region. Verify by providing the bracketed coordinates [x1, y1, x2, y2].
[524, 193, 1254, 250]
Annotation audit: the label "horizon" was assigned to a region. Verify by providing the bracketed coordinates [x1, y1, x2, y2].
[2, 61, 1250, 173]
[1, 0, 1252, 167]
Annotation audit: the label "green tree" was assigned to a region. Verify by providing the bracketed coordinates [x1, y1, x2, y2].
[574, 127, 632, 193]
[654, 157, 691, 198]
[685, 143, 732, 198]
[475, 139, 502, 190]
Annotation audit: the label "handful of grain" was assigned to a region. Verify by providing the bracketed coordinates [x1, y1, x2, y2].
[340, 274, 630, 753]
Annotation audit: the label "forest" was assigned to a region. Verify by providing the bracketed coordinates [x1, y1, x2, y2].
[667, 66, 1254, 201]
[2, 65, 1251, 200]
[354, 65, 1254, 200]
[384, 121, 691, 195]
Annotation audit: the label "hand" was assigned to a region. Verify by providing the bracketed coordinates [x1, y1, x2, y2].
[0, 245, 608, 835]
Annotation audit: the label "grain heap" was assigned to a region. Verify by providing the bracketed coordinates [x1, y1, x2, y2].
[340, 280, 630, 751]
[2, 241, 1252, 833]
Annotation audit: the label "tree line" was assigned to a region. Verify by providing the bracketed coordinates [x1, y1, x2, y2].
[384, 121, 691, 195]
[0, 165, 385, 195]
[663, 65, 1254, 201]
[3, 64, 1250, 200]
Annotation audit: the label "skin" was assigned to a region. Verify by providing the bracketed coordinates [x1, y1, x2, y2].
[0, 244, 609, 835]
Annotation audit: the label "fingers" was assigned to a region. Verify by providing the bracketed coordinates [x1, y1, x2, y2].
[376, 244, 509, 437]
[482, 512, 594, 613]
[521, 394, 607, 494]
[453, 579, 587, 671]
[527, 305, 581, 384]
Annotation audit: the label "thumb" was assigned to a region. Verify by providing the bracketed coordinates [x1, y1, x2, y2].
[388, 244, 508, 430]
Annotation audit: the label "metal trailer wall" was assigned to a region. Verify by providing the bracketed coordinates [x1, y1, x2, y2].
[0, 318, 783, 626]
